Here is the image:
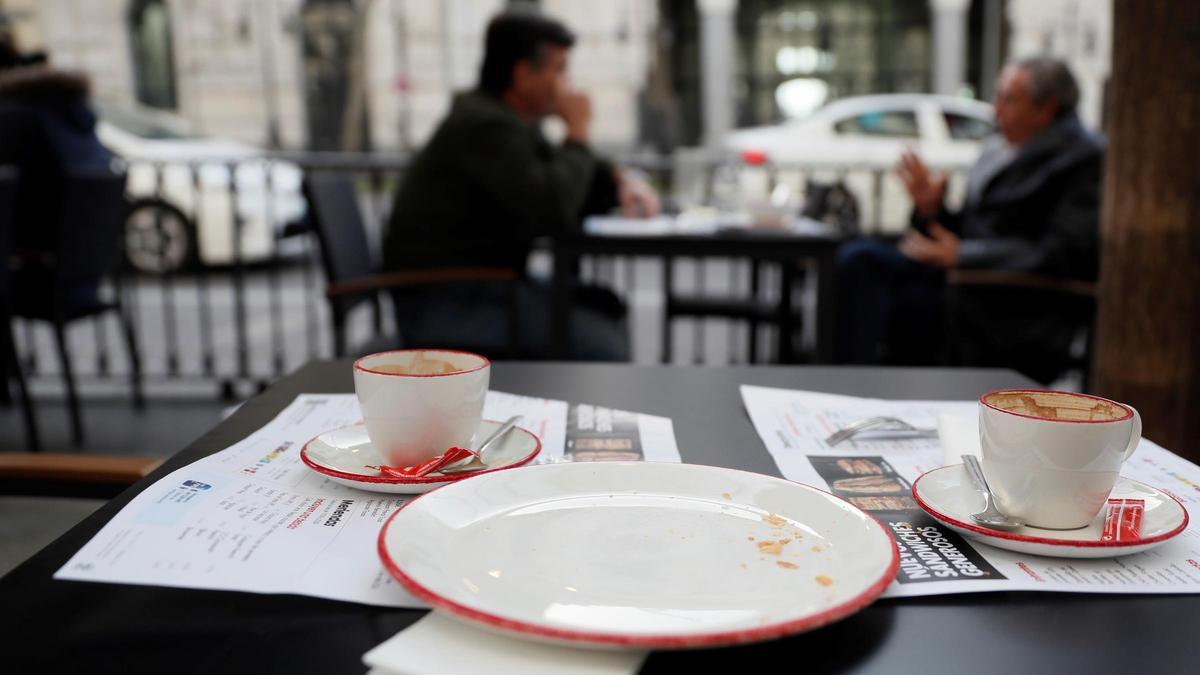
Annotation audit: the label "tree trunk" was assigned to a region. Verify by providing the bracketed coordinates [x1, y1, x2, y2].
[1093, 1, 1200, 460]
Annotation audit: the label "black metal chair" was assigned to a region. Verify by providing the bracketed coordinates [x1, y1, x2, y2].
[661, 258, 789, 364]
[302, 171, 519, 358]
[945, 269, 1097, 388]
[0, 166, 41, 451]
[659, 172, 848, 365]
[10, 166, 144, 446]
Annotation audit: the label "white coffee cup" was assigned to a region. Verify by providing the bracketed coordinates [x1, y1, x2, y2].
[979, 389, 1141, 529]
[353, 349, 490, 467]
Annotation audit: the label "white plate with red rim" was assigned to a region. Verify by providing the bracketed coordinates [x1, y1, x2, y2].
[913, 464, 1188, 558]
[377, 461, 899, 649]
[300, 419, 541, 494]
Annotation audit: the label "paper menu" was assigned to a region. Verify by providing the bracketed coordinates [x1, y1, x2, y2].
[740, 385, 1200, 597]
[56, 394, 417, 605]
[55, 392, 680, 605]
[740, 386, 977, 486]
[487, 392, 682, 464]
[484, 391, 568, 462]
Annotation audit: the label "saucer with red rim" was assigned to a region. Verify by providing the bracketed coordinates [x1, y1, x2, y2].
[301, 419, 541, 494]
[913, 464, 1188, 558]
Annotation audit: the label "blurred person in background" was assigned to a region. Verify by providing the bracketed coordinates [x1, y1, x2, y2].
[384, 9, 659, 361]
[0, 38, 113, 304]
[836, 55, 1103, 379]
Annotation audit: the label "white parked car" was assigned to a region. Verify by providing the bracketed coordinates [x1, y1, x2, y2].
[723, 94, 995, 233]
[96, 106, 307, 274]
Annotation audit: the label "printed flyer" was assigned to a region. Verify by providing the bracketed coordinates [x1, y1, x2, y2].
[740, 385, 1200, 598]
[55, 392, 680, 605]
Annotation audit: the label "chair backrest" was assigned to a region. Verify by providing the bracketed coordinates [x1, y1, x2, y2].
[303, 171, 377, 283]
[945, 277, 1095, 385]
[54, 166, 129, 287]
[0, 166, 17, 299]
[302, 171, 379, 317]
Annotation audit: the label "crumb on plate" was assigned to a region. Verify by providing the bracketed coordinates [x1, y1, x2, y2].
[757, 539, 790, 555]
[763, 513, 787, 527]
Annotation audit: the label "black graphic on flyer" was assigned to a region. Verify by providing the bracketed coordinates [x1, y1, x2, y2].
[565, 404, 644, 461]
[808, 455, 1006, 584]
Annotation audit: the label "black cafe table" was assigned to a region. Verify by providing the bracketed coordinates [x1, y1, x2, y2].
[549, 225, 843, 363]
[2, 361, 1194, 674]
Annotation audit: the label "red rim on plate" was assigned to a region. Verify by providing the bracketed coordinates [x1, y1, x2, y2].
[353, 348, 491, 378]
[377, 468, 900, 648]
[912, 464, 1188, 548]
[300, 422, 541, 485]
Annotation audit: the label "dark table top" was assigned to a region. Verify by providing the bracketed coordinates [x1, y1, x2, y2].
[2, 361, 1195, 673]
[553, 225, 843, 259]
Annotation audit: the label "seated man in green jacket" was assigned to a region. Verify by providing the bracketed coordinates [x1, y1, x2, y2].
[384, 9, 658, 361]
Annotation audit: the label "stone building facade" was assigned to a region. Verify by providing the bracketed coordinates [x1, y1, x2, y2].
[1007, 0, 1111, 131]
[2, 0, 1113, 152]
[2, 0, 657, 151]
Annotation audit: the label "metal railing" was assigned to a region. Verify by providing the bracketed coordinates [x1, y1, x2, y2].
[16, 153, 409, 398]
[13, 150, 962, 396]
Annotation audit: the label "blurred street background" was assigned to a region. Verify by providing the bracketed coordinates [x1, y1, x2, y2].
[0, 0, 1114, 452]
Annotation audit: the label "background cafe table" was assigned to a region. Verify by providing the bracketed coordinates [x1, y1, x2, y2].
[2, 361, 1195, 674]
[549, 216, 845, 363]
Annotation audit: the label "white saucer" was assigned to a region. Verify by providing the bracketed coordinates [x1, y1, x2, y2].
[300, 420, 541, 494]
[913, 464, 1188, 558]
[379, 462, 898, 649]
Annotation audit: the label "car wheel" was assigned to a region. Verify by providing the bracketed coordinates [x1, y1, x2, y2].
[124, 201, 198, 275]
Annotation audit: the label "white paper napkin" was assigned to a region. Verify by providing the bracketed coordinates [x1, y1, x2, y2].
[936, 414, 981, 466]
[363, 612, 648, 675]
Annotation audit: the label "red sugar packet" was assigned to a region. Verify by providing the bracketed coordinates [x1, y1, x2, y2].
[366, 446, 478, 479]
[1101, 499, 1144, 542]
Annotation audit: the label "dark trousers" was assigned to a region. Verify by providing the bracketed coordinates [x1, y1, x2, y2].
[391, 280, 630, 362]
[835, 238, 946, 365]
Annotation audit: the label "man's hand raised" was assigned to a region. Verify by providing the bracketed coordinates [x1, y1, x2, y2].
[897, 149, 947, 218]
[555, 85, 592, 145]
[616, 169, 661, 218]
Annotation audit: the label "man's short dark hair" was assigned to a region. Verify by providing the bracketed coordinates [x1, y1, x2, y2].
[478, 10, 575, 96]
[1014, 55, 1080, 119]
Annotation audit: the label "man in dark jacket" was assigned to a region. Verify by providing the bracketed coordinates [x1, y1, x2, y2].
[0, 45, 113, 254]
[384, 10, 658, 361]
[0, 44, 114, 305]
[836, 56, 1103, 379]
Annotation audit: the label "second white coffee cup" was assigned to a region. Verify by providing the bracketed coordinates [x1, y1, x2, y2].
[353, 349, 490, 467]
[979, 389, 1141, 530]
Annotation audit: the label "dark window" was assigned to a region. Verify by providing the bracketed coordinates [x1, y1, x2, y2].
[944, 112, 994, 141]
[833, 110, 918, 137]
[659, 0, 991, 146]
[128, 0, 178, 109]
[736, 0, 934, 130]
